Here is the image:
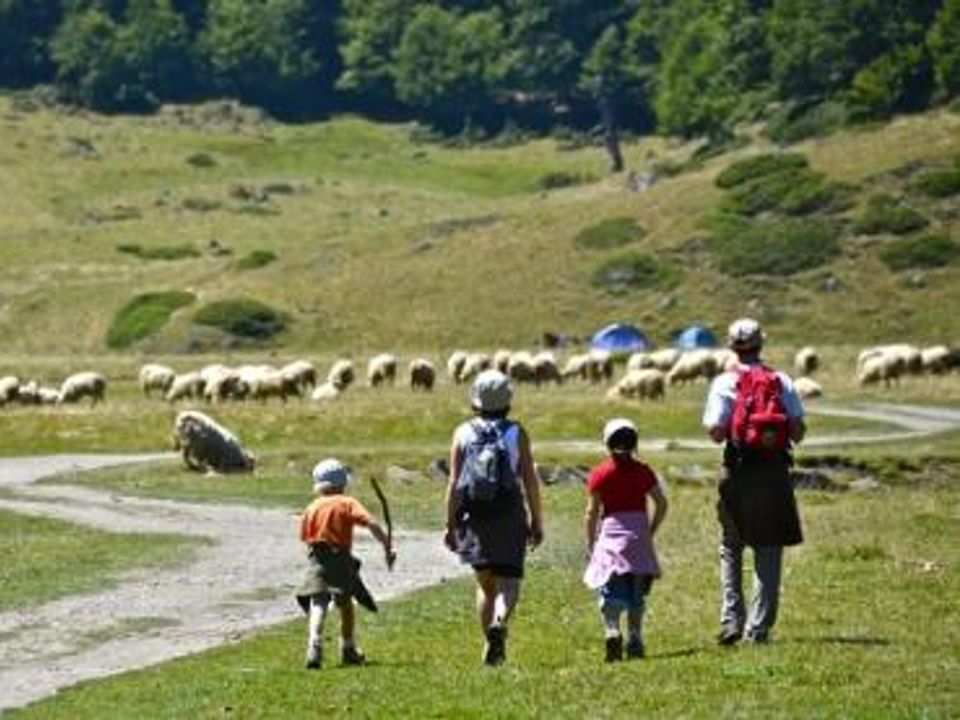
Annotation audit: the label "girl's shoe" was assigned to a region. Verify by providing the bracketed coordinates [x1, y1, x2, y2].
[305, 643, 323, 670]
[341, 646, 366, 666]
[626, 637, 645, 659]
[484, 626, 507, 666]
[605, 635, 623, 663]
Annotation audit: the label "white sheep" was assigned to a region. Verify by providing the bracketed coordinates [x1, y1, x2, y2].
[447, 350, 468, 384]
[626, 352, 654, 372]
[166, 372, 205, 402]
[561, 353, 590, 381]
[793, 347, 819, 377]
[247, 370, 301, 402]
[327, 359, 355, 390]
[920, 345, 951, 374]
[139, 363, 176, 397]
[713, 349, 739, 373]
[0, 376, 19, 407]
[493, 349, 512, 375]
[460, 353, 492, 382]
[172, 410, 255, 474]
[367, 353, 398, 387]
[58, 371, 107, 405]
[280, 360, 317, 391]
[204, 367, 244, 402]
[18, 381, 60, 405]
[858, 354, 902, 387]
[608, 369, 665, 401]
[533, 351, 562, 386]
[858, 344, 922, 375]
[587, 350, 614, 383]
[794, 376, 824, 399]
[667, 350, 717, 386]
[508, 351, 537, 384]
[311, 381, 342, 402]
[648, 348, 681, 372]
[408, 358, 436, 391]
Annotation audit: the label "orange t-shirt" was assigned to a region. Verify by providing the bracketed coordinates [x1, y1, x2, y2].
[300, 494, 372, 550]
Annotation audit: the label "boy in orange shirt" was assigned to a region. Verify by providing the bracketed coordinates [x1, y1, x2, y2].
[295, 459, 395, 669]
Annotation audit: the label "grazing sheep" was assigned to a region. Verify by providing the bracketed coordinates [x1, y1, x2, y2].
[166, 372, 205, 402]
[280, 360, 317, 391]
[247, 370, 301, 402]
[713, 349, 739, 373]
[793, 347, 819, 377]
[858, 344, 922, 375]
[18, 381, 60, 405]
[586, 350, 614, 383]
[493, 349, 512, 375]
[648, 348, 681, 372]
[508, 351, 537, 384]
[0, 376, 19, 407]
[460, 353, 492, 382]
[327, 359, 355, 390]
[58, 372, 106, 406]
[311, 381, 342, 402]
[533, 351, 562, 386]
[367, 353, 398, 387]
[561, 353, 590, 381]
[204, 367, 244, 403]
[794, 376, 823, 399]
[172, 410, 255, 474]
[409, 358, 436, 391]
[447, 350, 468, 384]
[858, 354, 902, 387]
[139, 364, 176, 397]
[667, 350, 717, 386]
[626, 352, 654, 373]
[920, 345, 952, 374]
[608, 369, 665, 401]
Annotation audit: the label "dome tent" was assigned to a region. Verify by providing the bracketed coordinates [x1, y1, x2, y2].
[675, 324, 718, 350]
[590, 323, 651, 356]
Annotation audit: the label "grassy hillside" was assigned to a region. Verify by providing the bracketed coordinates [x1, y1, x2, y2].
[1, 98, 959, 356]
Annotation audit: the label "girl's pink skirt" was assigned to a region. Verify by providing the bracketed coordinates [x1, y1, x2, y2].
[584, 511, 660, 590]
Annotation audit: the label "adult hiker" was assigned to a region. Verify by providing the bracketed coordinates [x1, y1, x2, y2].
[444, 369, 544, 666]
[295, 459, 396, 669]
[702, 318, 806, 645]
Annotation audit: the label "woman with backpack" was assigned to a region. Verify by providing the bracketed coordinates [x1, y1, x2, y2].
[444, 369, 544, 666]
[702, 318, 806, 646]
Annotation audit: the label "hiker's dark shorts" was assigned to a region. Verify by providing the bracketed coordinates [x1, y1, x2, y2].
[455, 495, 527, 579]
[472, 563, 524, 579]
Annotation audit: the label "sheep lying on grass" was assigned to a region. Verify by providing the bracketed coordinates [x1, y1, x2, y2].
[172, 410, 255, 474]
[794, 376, 824, 399]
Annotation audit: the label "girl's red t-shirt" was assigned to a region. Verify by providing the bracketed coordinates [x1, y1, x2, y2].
[587, 456, 658, 515]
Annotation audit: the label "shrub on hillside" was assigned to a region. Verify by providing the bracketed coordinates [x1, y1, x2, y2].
[535, 171, 593, 191]
[574, 218, 646, 250]
[853, 194, 929, 235]
[106, 291, 195, 349]
[194, 298, 286, 339]
[879, 233, 959, 271]
[710, 215, 842, 277]
[186, 152, 217, 168]
[765, 101, 850, 144]
[723, 169, 854, 216]
[235, 250, 278, 270]
[715, 153, 808, 189]
[117, 243, 201, 261]
[592, 252, 681, 293]
[912, 168, 960, 198]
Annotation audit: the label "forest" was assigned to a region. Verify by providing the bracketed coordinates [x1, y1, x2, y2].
[1, 1, 959, 141]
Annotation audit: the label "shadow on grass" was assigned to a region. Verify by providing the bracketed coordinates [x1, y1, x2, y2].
[793, 635, 891, 647]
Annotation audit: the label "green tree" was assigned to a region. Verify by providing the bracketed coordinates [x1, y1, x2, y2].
[848, 44, 933, 119]
[51, 8, 124, 108]
[0, 0, 62, 87]
[929, 0, 960, 97]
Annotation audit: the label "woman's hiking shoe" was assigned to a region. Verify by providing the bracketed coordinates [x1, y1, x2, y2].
[341, 646, 366, 666]
[305, 643, 323, 670]
[484, 626, 507, 666]
[625, 637, 645, 660]
[605, 635, 623, 663]
[717, 626, 743, 646]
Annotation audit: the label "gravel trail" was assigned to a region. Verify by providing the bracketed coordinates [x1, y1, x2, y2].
[0, 401, 958, 712]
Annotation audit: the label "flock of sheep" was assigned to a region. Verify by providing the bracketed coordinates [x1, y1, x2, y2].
[0, 342, 956, 413]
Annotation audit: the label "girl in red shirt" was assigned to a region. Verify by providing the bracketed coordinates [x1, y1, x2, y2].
[584, 418, 669, 661]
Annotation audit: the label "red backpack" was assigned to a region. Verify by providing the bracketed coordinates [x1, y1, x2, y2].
[730, 365, 789, 452]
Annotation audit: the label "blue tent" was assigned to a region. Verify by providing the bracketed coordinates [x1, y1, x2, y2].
[590, 323, 651, 355]
[675, 324, 718, 350]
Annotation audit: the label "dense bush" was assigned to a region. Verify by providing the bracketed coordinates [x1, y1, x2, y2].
[592, 252, 680, 293]
[765, 101, 850, 144]
[116, 243, 200, 260]
[235, 250, 278, 270]
[535, 171, 594, 191]
[722, 170, 854, 217]
[194, 298, 286, 339]
[574, 218, 646, 250]
[710, 216, 842, 277]
[715, 154, 809, 189]
[106, 291, 195, 349]
[879, 233, 960, 271]
[853, 194, 930, 235]
[912, 168, 960, 198]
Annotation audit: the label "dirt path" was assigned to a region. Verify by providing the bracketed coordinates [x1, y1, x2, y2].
[0, 455, 465, 713]
[0, 401, 958, 712]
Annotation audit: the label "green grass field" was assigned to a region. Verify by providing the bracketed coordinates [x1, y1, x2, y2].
[9, 475, 958, 719]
